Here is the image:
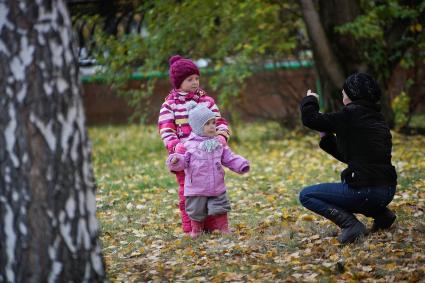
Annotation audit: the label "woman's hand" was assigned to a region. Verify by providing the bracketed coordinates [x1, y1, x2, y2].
[307, 89, 319, 99]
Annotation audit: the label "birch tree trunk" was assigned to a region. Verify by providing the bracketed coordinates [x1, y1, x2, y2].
[0, 1, 106, 282]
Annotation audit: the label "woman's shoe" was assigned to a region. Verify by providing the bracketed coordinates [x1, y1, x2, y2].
[327, 208, 367, 244]
[371, 208, 396, 232]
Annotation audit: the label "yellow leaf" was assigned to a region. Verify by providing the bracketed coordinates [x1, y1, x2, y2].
[367, 244, 377, 250]
[385, 263, 396, 271]
[300, 214, 315, 221]
[266, 195, 276, 202]
[184, 248, 195, 256]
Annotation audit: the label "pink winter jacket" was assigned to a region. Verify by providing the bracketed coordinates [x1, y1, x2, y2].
[166, 133, 250, 197]
[158, 88, 230, 154]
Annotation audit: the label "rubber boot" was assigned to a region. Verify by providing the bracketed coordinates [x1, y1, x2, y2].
[190, 220, 204, 238]
[206, 214, 230, 234]
[371, 207, 396, 232]
[203, 215, 215, 233]
[327, 208, 367, 244]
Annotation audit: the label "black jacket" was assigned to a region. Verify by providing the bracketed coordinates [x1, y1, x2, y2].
[300, 96, 397, 187]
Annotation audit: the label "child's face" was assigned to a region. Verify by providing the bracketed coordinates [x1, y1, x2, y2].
[179, 74, 200, 92]
[203, 118, 217, 137]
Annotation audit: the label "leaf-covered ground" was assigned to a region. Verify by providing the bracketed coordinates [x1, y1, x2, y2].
[90, 123, 425, 282]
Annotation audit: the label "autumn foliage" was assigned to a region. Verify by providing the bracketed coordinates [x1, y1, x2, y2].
[91, 123, 425, 282]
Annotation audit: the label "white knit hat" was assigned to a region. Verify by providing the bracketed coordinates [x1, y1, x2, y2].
[187, 101, 216, 136]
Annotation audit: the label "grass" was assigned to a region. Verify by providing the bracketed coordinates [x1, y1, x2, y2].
[90, 122, 425, 282]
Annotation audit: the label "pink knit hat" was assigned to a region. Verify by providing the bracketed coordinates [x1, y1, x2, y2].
[168, 55, 200, 89]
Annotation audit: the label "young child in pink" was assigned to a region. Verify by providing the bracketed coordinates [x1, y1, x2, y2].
[167, 102, 250, 238]
[158, 55, 230, 234]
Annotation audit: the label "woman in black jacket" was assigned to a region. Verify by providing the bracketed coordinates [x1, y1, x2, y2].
[299, 73, 397, 244]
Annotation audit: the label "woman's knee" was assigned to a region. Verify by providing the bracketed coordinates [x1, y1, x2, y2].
[299, 188, 310, 206]
[299, 184, 323, 206]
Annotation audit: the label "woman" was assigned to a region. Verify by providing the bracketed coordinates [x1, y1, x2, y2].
[299, 73, 397, 244]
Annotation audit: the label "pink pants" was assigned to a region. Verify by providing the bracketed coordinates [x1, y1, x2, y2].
[176, 171, 224, 234]
[176, 171, 192, 233]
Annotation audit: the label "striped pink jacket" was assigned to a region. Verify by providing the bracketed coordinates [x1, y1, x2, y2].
[158, 88, 230, 153]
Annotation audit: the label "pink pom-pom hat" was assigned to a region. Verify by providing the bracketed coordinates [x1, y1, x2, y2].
[168, 55, 200, 89]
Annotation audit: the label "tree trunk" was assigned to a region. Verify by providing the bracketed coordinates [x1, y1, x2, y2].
[299, 0, 345, 95]
[0, 1, 106, 282]
[299, 0, 399, 125]
[318, 0, 364, 74]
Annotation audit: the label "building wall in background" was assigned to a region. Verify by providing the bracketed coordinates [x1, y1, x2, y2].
[82, 68, 317, 125]
[82, 65, 425, 125]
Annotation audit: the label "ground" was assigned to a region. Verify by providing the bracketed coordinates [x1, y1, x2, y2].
[90, 122, 425, 282]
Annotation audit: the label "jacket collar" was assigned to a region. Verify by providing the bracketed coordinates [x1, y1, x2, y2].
[349, 99, 381, 112]
[170, 88, 206, 102]
[187, 132, 216, 141]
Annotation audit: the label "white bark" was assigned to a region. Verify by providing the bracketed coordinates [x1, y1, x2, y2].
[0, 0, 106, 281]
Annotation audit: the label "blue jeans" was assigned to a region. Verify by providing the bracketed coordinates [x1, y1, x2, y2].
[299, 183, 396, 219]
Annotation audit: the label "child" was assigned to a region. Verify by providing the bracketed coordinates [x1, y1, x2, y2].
[158, 55, 230, 234]
[166, 102, 250, 238]
[299, 73, 397, 244]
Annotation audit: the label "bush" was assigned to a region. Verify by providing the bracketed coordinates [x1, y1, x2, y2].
[391, 91, 410, 130]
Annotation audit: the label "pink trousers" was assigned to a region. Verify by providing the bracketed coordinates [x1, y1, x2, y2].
[176, 171, 192, 233]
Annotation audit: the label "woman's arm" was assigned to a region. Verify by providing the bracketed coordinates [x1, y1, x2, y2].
[319, 133, 346, 163]
[300, 95, 346, 133]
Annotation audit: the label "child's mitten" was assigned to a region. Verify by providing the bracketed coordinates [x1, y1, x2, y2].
[217, 135, 227, 146]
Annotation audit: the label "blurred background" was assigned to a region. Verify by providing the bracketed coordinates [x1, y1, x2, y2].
[67, 0, 424, 133]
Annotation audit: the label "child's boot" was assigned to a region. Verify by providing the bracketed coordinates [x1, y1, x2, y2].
[190, 220, 204, 238]
[208, 214, 230, 234]
[203, 215, 215, 233]
[181, 208, 192, 234]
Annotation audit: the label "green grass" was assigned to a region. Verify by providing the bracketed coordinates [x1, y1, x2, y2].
[90, 122, 425, 282]
[409, 113, 425, 128]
